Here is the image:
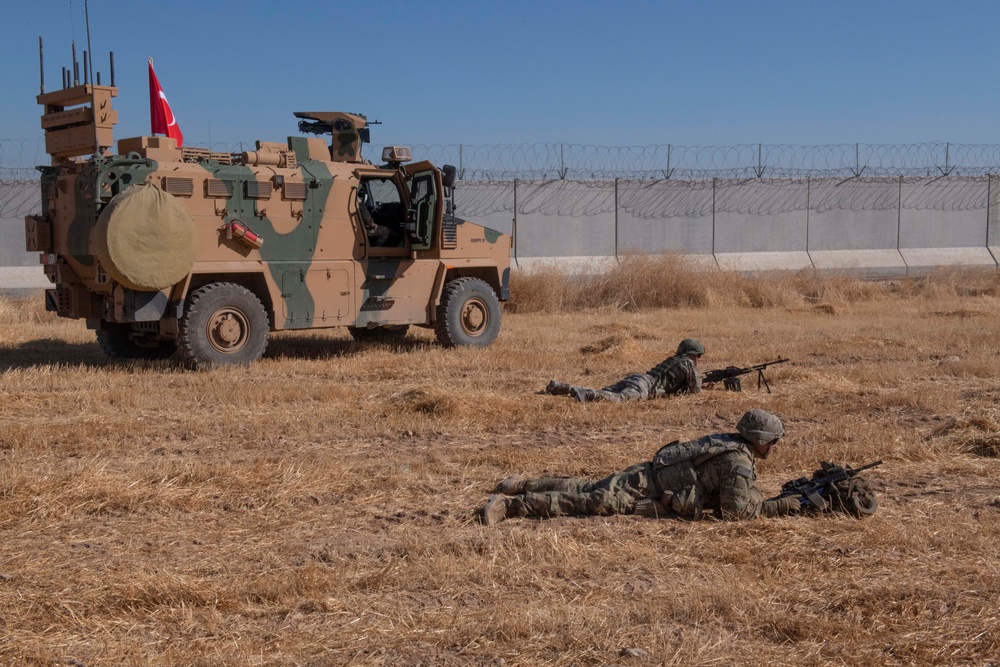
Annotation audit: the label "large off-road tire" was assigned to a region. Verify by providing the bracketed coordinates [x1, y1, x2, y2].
[178, 283, 269, 368]
[96, 322, 177, 360]
[434, 277, 501, 348]
[348, 324, 410, 343]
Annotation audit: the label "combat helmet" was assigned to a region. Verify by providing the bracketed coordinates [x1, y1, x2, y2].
[736, 409, 784, 445]
[676, 338, 705, 357]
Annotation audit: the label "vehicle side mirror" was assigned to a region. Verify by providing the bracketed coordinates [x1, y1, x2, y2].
[441, 165, 457, 188]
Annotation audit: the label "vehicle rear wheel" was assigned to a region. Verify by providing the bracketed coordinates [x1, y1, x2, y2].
[179, 283, 268, 368]
[434, 277, 501, 348]
[348, 324, 410, 343]
[96, 322, 177, 360]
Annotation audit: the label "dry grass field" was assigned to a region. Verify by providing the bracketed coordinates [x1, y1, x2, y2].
[1, 257, 999, 666]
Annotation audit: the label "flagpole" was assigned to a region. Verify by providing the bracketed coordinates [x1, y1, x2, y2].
[148, 57, 155, 138]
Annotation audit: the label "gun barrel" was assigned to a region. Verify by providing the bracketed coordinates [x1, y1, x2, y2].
[750, 358, 789, 370]
[850, 460, 883, 474]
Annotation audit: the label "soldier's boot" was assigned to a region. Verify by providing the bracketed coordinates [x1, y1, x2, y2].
[496, 474, 527, 495]
[545, 380, 572, 396]
[482, 495, 512, 526]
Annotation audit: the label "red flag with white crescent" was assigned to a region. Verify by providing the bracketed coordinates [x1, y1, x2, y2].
[148, 59, 184, 147]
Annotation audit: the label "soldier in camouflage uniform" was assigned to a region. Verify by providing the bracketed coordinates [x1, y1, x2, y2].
[481, 409, 802, 525]
[544, 338, 705, 403]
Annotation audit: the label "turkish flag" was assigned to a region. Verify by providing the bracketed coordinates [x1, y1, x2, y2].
[148, 59, 184, 147]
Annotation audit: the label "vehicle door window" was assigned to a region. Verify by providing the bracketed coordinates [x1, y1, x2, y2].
[357, 177, 406, 248]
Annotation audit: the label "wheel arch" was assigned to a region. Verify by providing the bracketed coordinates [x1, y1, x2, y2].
[431, 264, 507, 318]
[184, 272, 275, 329]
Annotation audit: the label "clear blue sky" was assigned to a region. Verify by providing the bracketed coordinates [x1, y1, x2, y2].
[2, 0, 999, 149]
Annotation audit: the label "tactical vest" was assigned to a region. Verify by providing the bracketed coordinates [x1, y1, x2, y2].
[650, 433, 756, 517]
[651, 433, 753, 469]
[645, 355, 695, 395]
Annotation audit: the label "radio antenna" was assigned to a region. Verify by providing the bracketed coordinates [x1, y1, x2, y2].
[84, 0, 94, 85]
[38, 36, 45, 94]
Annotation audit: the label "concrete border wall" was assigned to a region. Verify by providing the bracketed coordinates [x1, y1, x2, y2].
[453, 177, 999, 275]
[1, 180, 45, 288]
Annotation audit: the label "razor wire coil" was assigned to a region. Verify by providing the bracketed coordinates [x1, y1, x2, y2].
[10, 136, 1000, 183]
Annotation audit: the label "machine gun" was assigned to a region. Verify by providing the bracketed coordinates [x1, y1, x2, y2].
[770, 460, 883, 516]
[702, 358, 788, 393]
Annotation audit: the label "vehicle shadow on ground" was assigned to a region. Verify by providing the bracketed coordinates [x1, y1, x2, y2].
[266, 334, 435, 361]
[0, 335, 437, 372]
[0, 339, 114, 371]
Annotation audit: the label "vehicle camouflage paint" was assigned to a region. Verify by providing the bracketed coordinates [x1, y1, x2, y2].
[25, 81, 511, 368]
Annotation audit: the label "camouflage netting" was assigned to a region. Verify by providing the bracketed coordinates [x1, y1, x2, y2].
[95, 183, 197, 291]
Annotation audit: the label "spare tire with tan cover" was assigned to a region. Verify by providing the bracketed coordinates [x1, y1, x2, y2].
[95, 183, 197, 291]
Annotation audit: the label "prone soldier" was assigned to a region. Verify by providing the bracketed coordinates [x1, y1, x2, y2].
[544, 338, 705, 403]
[482, 409, 801, 524]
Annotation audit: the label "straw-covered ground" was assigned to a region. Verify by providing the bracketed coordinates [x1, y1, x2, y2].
[1, 256, 999, 666]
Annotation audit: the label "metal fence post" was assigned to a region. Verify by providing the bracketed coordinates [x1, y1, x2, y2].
[512, 178, 518, 267]
[712, 177, 717, 255]
[897, 175, 903, 252]
[614, 177, 619, 263]
[806, 176, 811, 253]
[987, 173, 993, 249]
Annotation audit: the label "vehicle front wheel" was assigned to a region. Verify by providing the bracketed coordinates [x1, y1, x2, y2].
[179, 283, 269, 368]
[434, 277, 501, 348]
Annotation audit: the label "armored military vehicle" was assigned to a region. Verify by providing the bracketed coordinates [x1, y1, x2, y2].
[25, 65, 511, 368]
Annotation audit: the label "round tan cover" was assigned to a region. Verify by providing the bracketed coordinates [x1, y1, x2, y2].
[95, 183, 197, 291]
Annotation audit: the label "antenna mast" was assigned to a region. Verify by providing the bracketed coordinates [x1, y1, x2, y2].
[85, 0, 94, 85]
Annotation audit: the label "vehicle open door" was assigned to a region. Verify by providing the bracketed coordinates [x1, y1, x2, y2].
[404, 161, 442, 251]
